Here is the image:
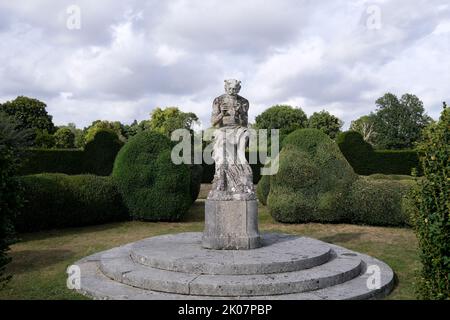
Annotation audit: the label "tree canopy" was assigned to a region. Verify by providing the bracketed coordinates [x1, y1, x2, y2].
[254, 105, 308, 139]
[149, 107, 198, 137]
[308, 110, 343, 139]
[372, 93, 432, 149]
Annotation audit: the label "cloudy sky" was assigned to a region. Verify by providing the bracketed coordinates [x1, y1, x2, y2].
[0, 0, 449, 129]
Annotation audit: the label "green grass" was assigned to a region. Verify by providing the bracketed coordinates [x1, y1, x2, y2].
[0, 199, 420, 300]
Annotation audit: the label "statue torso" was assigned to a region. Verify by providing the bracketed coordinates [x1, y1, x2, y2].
[213, 94, 249, 128]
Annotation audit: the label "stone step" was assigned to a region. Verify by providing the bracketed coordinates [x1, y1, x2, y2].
[99, 245, 363, 296]
[75, 252, 394, 300]
[73, 233, 395, 300]
[130, 233, 333, 275]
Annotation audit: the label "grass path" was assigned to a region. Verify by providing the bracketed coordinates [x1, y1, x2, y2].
[0, 200, 419, 300]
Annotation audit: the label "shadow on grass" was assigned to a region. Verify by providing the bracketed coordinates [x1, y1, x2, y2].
[319, 233, 363, 244]
[7, 249, 74, 275]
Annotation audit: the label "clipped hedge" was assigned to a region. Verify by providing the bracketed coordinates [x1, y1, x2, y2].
[267, 129, 357, 223]
[112, 131, 193, 221]
[19, 130, 124, 176]
[15, 174, 128, 232]
[347, 176, 414, 226]
[20, 149, 84, 175]
[260, 128, 415, 226]
[337, 131, 420, 175]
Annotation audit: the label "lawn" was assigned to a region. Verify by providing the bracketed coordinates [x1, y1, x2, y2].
[0, 193, 420, 300]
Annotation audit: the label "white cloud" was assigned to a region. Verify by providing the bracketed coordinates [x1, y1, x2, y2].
[0, 0, 448, 129]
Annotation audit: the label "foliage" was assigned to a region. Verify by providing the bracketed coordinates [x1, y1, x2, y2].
[15, 174, 128, 232]
[54, 128, 75, 149]
[0, 112, 32, 286]
[350, 115, 377, 145]
[112, 131, 192, 221]
[254, 105, 308, 141]
[267, 129, 357, 223]
[19, 149, 85, 175]
[263, 128, 414, 226]
[84, 120, 127, 144]
[0, 97, 55, 146]
[83, 129, 124, 176]
[347, 176, 414, 226]
[256, 174, 270, 206]
[372, 93, 432, 149]
[34, 129, 55, 148]
[337, 131, 420, 176]
[410, 104, 449, 300]
[308, 110, 343, 139]
[149, 107, 198, 137]
[58, 123, 85, 148]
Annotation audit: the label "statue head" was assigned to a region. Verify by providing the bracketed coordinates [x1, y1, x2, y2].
[224, 79, 241, 95]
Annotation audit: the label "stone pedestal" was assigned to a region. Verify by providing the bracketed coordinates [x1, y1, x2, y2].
[202, 200, 261, 250]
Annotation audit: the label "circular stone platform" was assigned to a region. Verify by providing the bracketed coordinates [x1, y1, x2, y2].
[74, 232, 395, 300]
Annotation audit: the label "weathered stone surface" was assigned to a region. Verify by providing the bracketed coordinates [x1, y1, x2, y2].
[131, 233, 332, 275]
[74, 232, 395, 300]
[203, 200, 261, 250]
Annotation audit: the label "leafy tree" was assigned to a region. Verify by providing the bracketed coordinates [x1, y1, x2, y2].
[0, 97, 55, 145]
[54, 128, 75, 149]
[373, 93, 432, 149]
[84, 120, 126, 144]
[308, 110, 343, 139]
[34, 129, 55, 148]
[350, 115, 377, 145]
[149, 107, 198, 137]
[254, 105, 308, 139]
[59, 123, 85, 148]
[0, 112, 32, 286]
[411, 103, 449, 299]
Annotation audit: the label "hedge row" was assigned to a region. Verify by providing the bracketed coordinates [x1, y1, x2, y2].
[15, 174, 128, 232]
[260, 129, 415, 227]
[336, 131, 420, 176]
[19, 130, 123, 176]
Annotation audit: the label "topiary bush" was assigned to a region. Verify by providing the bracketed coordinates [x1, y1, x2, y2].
[15, 174, 128, 232]
[267, 129, 357, 223]
[83, 129, 124, 176]
[347, 176, 414, 226]
[410, 105, 449, 300]
[256, 174, 270, 206]
[112, 131, 192, 221]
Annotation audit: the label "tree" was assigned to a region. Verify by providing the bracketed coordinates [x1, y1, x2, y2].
[308, 110, 343, 139]
[59, 123, 85, 148]
[254, 105, 308, 139]
[54, 128, 75, 149]
[0, 112, 32, 286]
[372, 93, 432, 149]
[34, 129, 55, 148]
[84, 120, 127, 144]
[0, 96, 55, 145]
[411, 103, 449, 299]
[149, 107, 199, 137]
[350, 115, 377, 145]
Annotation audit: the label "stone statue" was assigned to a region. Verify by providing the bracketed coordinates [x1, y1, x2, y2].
[203, 80, 261, 250]
[208, 79, 256, 201]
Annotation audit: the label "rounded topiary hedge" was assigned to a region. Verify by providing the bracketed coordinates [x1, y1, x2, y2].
[267, 129, 357, 223]
[83, 129, 124, 176]
[112, 131, 193, 221]
[15, 174, 128, 232]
